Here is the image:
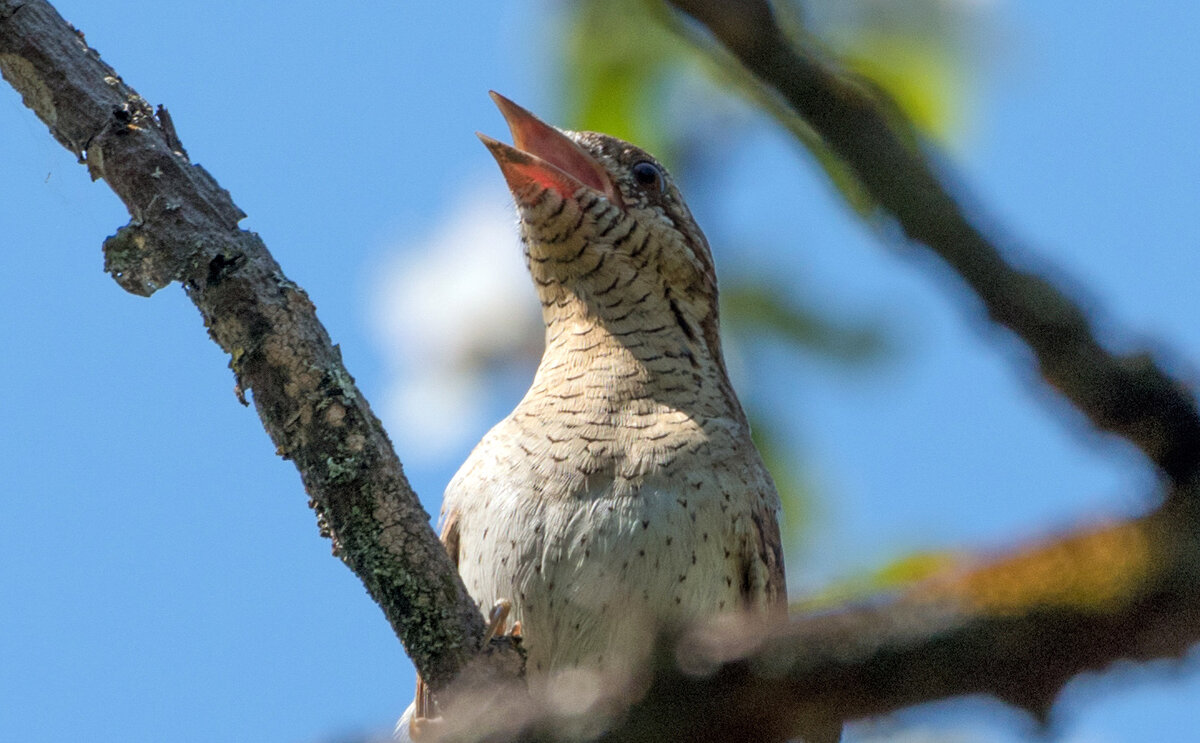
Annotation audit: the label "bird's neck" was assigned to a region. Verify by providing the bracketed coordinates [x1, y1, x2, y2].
[521, 305, 740, 426]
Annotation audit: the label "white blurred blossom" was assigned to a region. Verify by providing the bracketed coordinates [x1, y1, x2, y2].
[369, 181, 542, 460]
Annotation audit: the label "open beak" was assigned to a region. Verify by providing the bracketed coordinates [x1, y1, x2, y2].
[478, 91, 619, 205]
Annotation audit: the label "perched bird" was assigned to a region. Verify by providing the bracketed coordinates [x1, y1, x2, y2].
[400, 92, 786, 738]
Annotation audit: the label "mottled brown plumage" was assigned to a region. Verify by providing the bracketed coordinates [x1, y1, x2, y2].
[400, 93, 786, 738]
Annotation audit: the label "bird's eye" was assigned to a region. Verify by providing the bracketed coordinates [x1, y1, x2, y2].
[630, 160, 665, 192]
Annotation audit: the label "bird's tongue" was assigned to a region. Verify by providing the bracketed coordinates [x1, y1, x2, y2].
[485, 91, 619, 203]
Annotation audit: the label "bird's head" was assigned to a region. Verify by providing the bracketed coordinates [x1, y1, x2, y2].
[479, 91, 722, 369]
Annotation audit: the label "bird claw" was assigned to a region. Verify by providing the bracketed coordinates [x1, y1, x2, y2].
[483, 598, 512, 644]
[405, 598, 519, 741]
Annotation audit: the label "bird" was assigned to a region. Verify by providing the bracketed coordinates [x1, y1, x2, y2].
[398, 91, 786, 739]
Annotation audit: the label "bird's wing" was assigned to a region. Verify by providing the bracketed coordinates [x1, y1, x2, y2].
[748, 494, 788, 613]
[716, 450, 788, 614]
[440, 508, 461, 568]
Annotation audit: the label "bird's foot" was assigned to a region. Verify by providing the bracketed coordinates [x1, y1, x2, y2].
[482, 598, 513, 643]
[402, 599, 519, 741]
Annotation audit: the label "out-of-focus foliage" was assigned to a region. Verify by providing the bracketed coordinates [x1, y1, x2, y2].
[722, 281, 889, 364]
[840, 32, 963, 143]
[727, 281, 888, 555]
[561, 0, 686, 159]
[793, 550, 960, 610]
[558, 0, 986, 214]
[747, 411, 815, 551]
[801, 0, 980, 143]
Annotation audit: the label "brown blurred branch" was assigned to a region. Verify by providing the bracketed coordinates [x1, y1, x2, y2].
[602, 503, 1200, 739]
[666, 0, 1200, 490]
[0, 0, 499, 692]
[398, 497, 1200, 742]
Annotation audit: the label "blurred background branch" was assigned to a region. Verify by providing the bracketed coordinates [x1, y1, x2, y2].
[664, 0, 1200, 489]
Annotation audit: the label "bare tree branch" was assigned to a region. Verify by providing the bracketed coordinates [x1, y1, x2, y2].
[665, 0, 1200, 490]
[0, 0, 501, 692]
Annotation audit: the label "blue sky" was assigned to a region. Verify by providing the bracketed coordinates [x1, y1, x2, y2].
[3, 2, 1200, 741]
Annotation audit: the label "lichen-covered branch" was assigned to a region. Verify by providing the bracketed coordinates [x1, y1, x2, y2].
[666, 0, 1200, 490]
[0, 0, 492, 691]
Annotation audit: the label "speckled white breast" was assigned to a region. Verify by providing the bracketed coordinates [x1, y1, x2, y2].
[443, 413, 772, 688]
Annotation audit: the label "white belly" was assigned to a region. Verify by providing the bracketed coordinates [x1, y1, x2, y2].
[451, 476, 748, 684]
